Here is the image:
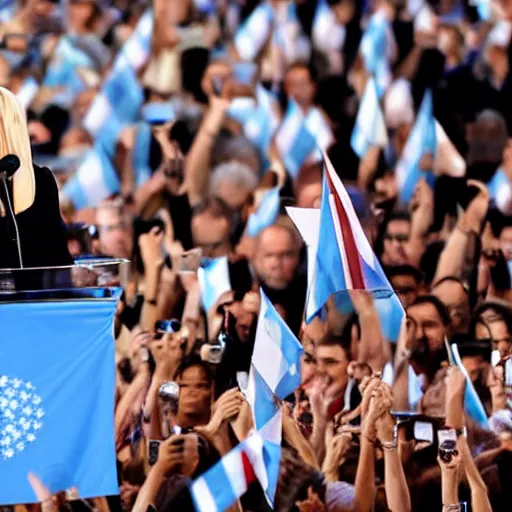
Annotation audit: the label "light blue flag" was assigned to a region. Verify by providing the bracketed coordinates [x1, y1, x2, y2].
[396, 89, 437, 203]
[360, 10, 393, 97]
[132, 122, 153, 187]
[251, 289, 304, 400]
[0, 292, 120, 504]
[471, 0, 491, 20]
[451, 344, 489, 429]
[275, 100, 318, 180]
[197, 257, 231, 312]
[246, 187, 280, 238]
[350, 77, 388, 159]
[62, 146, 120, 209]
[488, 167, 512, 213]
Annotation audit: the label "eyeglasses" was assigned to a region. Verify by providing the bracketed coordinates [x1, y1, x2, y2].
[154, 319, 181, 340]
[384, 233, 409, 243]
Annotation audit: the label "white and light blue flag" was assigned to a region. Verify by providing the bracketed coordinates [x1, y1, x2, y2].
[396, 89, 437, 203]
[61, 146, 120, 209]
[350, 77, 388, 159]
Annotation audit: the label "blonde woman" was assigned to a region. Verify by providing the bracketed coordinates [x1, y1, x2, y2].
[0, 86, 72, 268]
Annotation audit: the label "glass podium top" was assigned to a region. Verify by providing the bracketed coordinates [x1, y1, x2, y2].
[0, 258, 130, 297]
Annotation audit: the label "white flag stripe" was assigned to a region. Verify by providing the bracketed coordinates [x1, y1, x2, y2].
[83, 94, 112, 136]
[244, 433, 268, 492]
[251, 302, 285, 391]
[222, 449, 250, 498]
[258, 407, 282, 447]
[191, 477, 219, 512]
[325, 156, 375, 267]
[77, 152, 111, 205]
[328, 193, 353, 289]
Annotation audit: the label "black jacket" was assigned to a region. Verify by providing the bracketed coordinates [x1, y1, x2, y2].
[0, 165, 72, 269]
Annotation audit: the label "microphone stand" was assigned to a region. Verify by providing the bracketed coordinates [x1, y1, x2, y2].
[0, 173, 23, 268]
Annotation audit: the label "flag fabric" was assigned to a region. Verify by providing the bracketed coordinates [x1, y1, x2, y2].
[489, 167, 512, 214]
[251, 289, 304, 400]
[350, 77, 388, 159]
[450, 344, 489, 429]
[83, 10, 152, 142]
[132, 122, 153, 187]
[16, 77, 39, 110]
[360, 9, 396, 97]
[306, 154, 393, 323]
[83, 64, 144, 139]
[396, 89, 437, 203]
[61, 146, 120, 209]
[228, 85, 281, 163]
[234, 3, 273, 60]
[312, 0, 346, 54]
[190, 431, 279, 512]
[197, 257, 231, 312]
[0, 293, 120, 504]
[246, 187, 281, 238]
[470, 0, 491, 20]
[244, 288, 302, 506]
[275, 101, 333, 180]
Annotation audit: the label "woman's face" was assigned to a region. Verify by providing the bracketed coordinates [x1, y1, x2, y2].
[68, 1, 96, 31]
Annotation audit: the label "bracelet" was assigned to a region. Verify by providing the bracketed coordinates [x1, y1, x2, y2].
[455, 426, 467, 438]
[442, 505, 460, 512]
[381, 439, 398, 451]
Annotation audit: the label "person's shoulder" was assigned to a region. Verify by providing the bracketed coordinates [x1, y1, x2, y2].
[33, 164, 59, 198]
[33, 164, 55, 181]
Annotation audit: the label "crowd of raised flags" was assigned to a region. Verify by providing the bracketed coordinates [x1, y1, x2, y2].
[2, 0, 511, 507]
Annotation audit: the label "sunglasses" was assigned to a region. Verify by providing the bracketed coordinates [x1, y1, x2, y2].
[154, 319, 182, 340]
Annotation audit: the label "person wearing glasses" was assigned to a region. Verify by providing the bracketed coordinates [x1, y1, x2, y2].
[380, 212, 411, 266]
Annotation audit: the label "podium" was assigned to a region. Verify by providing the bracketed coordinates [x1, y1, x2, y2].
[0, 259, 127, 505]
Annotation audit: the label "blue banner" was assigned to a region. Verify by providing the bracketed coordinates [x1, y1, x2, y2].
[0, 292, 121, 504]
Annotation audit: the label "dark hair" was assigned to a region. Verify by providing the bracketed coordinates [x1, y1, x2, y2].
[432, 275, 469, 294]
[407, 295, 451, 326]
[385, 264, 424, 284]
[386, 211, 411, 226]
[174, 353, 215, 384]
[317, 322, 355, 361]
[469, 300, 512, 339]
[285, 61, 318, 83]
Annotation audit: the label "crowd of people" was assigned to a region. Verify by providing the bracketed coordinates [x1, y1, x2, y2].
[2, 0, 512, 510]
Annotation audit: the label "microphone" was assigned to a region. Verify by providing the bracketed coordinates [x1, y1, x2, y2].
[0, 154, 23, 268]
[0, 154, 20, 180]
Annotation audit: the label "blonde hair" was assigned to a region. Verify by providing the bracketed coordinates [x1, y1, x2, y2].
[0, 86, 35, 213]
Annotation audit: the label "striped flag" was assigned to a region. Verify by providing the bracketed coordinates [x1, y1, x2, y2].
[228, 84, 281, 162]
[61, 146, 120, 209]
[132, 122, 153, 187]
[396, 89, 437, 203]
[275, 101, 333, 180]
[16, 76, 39, 110]
[246, 186, 281, 238]
[450, 344, 489, 429]
[360, 9, 396, 97]
[305, 154, 393, 323]
[350, 77, 388, 159]
[234, 3, 273, 60]
[488, 168, 512, 215]
[83, 10, 153, 146]
[197, 257, 231, 312]
[251, 289, 304, 401]
[245, 288, 303, 505]
[312, 0, 346, 54]
[190, 431, 280, 512]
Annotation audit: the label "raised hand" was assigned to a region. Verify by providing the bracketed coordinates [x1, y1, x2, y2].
[139, 226, 165, 271]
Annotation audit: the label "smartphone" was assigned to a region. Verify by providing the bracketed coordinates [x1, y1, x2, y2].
[148, 439, 161, 466]
[437, 429, 458, 463]
[212, 76, 224, 97]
